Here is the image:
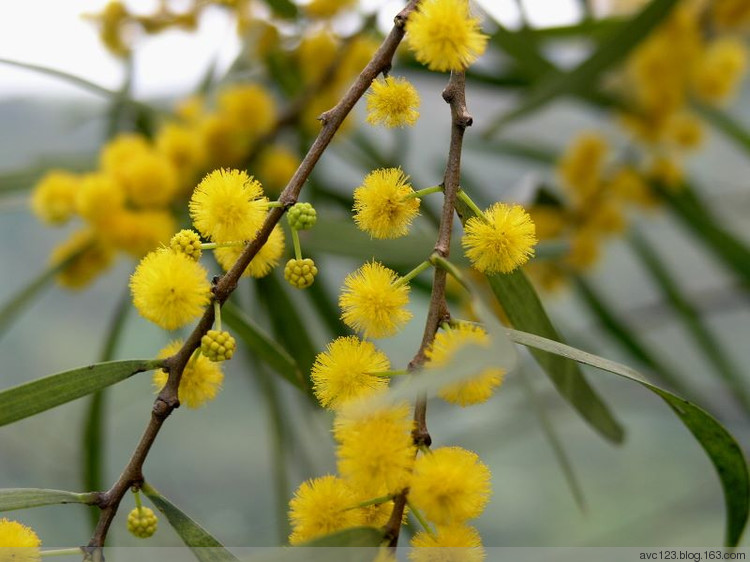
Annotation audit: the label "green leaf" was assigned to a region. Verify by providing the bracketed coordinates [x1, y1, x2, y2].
[141, 482, 238, 562]
[255, 273, 318, 379]
[248, 528, 385, 562]
[695, 102, 750, 158]
[660, 183, 750, 289]
[505, 327, 750, 547]
[572, 275, 693, 398]
[482, 0, 680, 136]
[629, 230, 750, 412]
[0, 488, 94, 512]
[0, 359, 159, 427]
[263, 0, 298, 19]
[222, 302, 307, 391]
[455, 196, 625, 444]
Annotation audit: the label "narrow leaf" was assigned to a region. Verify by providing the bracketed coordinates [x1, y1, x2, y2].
[0, 359, 159, 427]
[263, 0, 299, 19]
[505, 327, 750, 547]
[455, 196, 625, 444]
[0, 489, 94, 512]
[572, 275, 693, 398]
[222, 302, 307, 391]
[629, 230, 750, 412]
[482, 0, 680, 136]
[141, 482, 238, 562]
[695, 103, 750, 157]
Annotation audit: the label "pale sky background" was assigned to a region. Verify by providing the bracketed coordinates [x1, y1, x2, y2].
[0, 0, 584, 100]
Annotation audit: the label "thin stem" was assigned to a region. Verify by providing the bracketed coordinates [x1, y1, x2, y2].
[457, 189, 485, 220]
[41, 548, 83, 558]
[430, 254, 469, 291]
[291, 228, 303, 261]
[345, 494, 396, 510]
[267, 201, 284, 208]
[133, 488, 143, 512]
[405, 185, 443, 200]
[394, 260, 432, 287]
[406, 500, 434, 535]
[213, 300, 222, 331]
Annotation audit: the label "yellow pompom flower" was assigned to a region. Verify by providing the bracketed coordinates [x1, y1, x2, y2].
[76, 173, 126, 228]
[712, 0, 750, 30]
[334, 403, 416, 495]
[51, 229, 115, 290]
[692, 38, 748, 104]
[353, 168, 421, 239]
[155, 122, 207, 185]
[339, 261, 412, 338]
[409, 447, 491, 525]
[608, 167, 658, 209]
[462, 203, 537, 274]
[217, 84, 277, 138]
[405, 0, 488, 72]
[311, 336, 390, 410]
[130, 248, 211, 330]
[0, 518, 41, 562]
[103, 210, 176, 257]
[565, 228, 601, 272]
[189, 169, 269, 243]
[527, 206, 566, 241]
[198, 115, 249, 169]
[213, 225, 286, 278]
[288, 475, 361, 545]
[154, 341, 223, 408]
[100, 133, 150, 173]
[558, 132, 609, 201]
[425, 325, 504, 407]
[664, 112, 704, 150]
[114, 150, 180, 208]
[297, 31, 339, 85]
[30, 170, 79, 225]
[257, 146, 300, 194]
[305, 0, 357, 18]
[410, 524, 484, 562]
[366, 76, 421, 128]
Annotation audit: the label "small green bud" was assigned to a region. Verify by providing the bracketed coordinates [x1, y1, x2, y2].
[127, 507, 158, 539]
[284, 258, 318, 289]
[287, 202, 317, 230]
[201, 330, 237, 362]
[169, 229, 202, 260]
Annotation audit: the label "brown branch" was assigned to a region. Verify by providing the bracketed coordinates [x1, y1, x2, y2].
[85, 0, 421, 550]
[385, 70, 473, 547]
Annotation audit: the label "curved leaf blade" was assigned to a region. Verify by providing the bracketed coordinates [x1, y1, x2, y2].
[142, 482, 238, 562]
[506, 328, 750, 547]
[455, 196, 625, 444]
[0, 488, 94, 512]
[223, 302, 306, 391]
[0, 359, 159, 427]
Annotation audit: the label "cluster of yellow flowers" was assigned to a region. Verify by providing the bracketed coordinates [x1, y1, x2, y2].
[527, 0, 749, 291]
[0, 518, 41, 561]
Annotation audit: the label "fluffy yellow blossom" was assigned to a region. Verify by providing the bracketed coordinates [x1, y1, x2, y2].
[113, 150, 180, 208]
[30, 170, 79, 225]
[334, 403, 416, 494]
[565, 228, 601, 272]
[76, 173, 125, 228]
[353, 168, 420, 239]
[51, 229, 115, 290]
[100, 133, 150, 172]
[0, 518, 41, 562]
[406, 0, 488, 72]
[558, 133, 609, 201]
[426, 325, 504, 407]
[366, 76, 421, 128]
[103, 210, 176, 257]
[155, 122, 207, 185]
[198, 115, 250, 169]
[462, 203, 537, 275]
[409, 447, 491, 525]
[297, 31, 339, 85]
[581, 200, 626, 236]
[305, 0, 357, 18]
[257, 146, 300, 194]
[608, 167, 658, 209]
[176, 95, 205, 123]
[154, 341, 223, 408]
[217, 84, 277, 138]
[288, 475, 361, 545]
[339, 262, 412, 338]
[410, 524, 484, 562]
[189, 169, 269, 243]
[337, 36, 381, 86]
[527, 206, 566, 241]
[664, 112, 704, 150]
[712, 0, 750, 30]
[311, 336, 390, 410]
[649, 155, 684, 191]
[130, 248, 211, 330]
[692, 38, 748, 104]
[214, 225, 285, 278]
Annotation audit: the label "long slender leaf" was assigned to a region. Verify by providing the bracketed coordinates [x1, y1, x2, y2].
[630, 230, 750, 413]
[518, 369, 586, 512]
[573, 275, 694, 398]
[660, 183, 750, 288]
[505, 327, 750, 547]
[0, 489, 95, 512]
[0, 359, 159, 427]
[482, 0, 680, 137]
[222, 302, 306, 391]
[455, 196, 624, 444]
[695, 103, 750, 157]
[142, 482, 238, 562]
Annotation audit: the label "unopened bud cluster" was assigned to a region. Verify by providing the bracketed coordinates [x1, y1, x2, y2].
[201, 330, 236, 362]
[284, 258, 318, 289]
[127, 507, 158, 538]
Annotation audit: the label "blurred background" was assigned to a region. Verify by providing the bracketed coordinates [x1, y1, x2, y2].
[1, 0, 749, 550]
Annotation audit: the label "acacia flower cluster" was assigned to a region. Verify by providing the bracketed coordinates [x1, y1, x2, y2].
[0, 518, 41, 561]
